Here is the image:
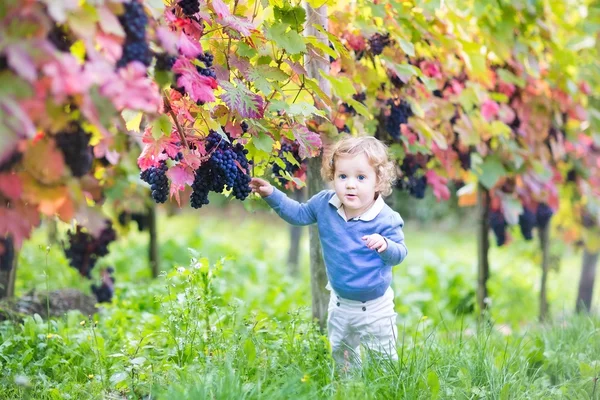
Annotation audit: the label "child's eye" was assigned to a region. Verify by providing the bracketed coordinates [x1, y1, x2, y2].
[338, 174, 347, 179]
[358, 175, 366, 181]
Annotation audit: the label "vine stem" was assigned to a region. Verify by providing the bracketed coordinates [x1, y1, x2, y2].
[163, 92, 188, 149]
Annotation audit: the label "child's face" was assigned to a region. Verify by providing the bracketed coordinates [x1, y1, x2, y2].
[333, 152, 379, 218]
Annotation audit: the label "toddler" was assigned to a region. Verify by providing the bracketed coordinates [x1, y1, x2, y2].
[250, 136, 408, 368]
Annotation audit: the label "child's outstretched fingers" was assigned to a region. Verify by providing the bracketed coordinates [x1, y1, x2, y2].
[249, 177, 273, 197]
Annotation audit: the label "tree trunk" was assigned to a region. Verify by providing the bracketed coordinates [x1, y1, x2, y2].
[576, 248, 598, 313]
[287, 188, 305, 276]
[477, 184, 490, 315]
[538, 223, 550, 321]
[306, 159, 328, 330]
[304, 3, 331, 331]
[148, 204, 159, 278]
[0, 244, 18, 300]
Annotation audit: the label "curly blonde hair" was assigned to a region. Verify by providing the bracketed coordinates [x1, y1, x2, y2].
[321, 136, 396, 197]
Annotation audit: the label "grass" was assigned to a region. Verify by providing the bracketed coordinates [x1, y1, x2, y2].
[1, 203, 599, 399]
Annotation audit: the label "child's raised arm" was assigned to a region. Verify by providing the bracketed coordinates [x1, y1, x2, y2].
[377, 213, 408, 266]
[250, 177, 323, 226]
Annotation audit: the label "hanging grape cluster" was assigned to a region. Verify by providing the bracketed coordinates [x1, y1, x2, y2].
[0, 236, 14, 272]
[91, 267, 115, 303]
[489, 210, 507, 246]
[518, 208, 536, 240]
[155, 53, 177, 72]
[190, 130, 252, 208]
[117, 0, 151, 68]
[64, 223, 117, 278]
[341, 92, 366, 116]
[368, 33, 391, 56]
[395, 155, 427, 199]
[140, 161, 170, 203]
[47, 25, 73, 52]
[491, 203, 554, 246]
[178, 0, 200, 16]
[272, 142, 302, 186]
[54, 123, 94, 177]
[385, 99, 413, 140]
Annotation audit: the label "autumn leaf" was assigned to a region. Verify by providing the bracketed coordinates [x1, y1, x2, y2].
[220, 80, 265, 119]
[425, 170, 450, 201]
[166, 165, 194, 206]
[292, 124, 322, 159]
[178, 31, 203, 58]
[100, 62, 162, 113]
[173, 58, 218, 104]
[137, 126, 180, 170]
[0, 173, 22, 201]
[23, 138, 65, 185]
[0, 201, 40, 249]
[210, 0, 230, 18]
[41, 0, 78, 23]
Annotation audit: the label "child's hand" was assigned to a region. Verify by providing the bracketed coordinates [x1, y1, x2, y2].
[362, 234, 388, 253]
[250, 177, 274, 197]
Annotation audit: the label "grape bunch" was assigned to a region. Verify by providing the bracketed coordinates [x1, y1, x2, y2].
[91, 267, 115, 304]
[190, 130, 252, 208]
[0, 236, 14, 272]
[64, 223, 117, 278]
[536, 203, 553, 229]
[117, 0, 151, 68]
[155, 52, 177, 72]
[178, 0, 200, 16]
[54, 123, 94, 177]
[196, 52, 216, 78]
[518, 207, 536, 240]
[47, 25, 73, 52]
[272, 142, 302, 186]
[489, 210, 507, 246]
[140, 161, 170, 203]
[368, 33, 391, 56]
[341, 92, 366, 116]
[395, 155, 427, 199]
[386, 99, 413, 139]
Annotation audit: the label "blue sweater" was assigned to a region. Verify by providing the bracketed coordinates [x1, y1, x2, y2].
[264, 188, 408, 301]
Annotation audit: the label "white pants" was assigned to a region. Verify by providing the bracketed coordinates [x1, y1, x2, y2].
[327, 284, 398, 369]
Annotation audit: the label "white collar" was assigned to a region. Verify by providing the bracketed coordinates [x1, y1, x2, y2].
[328, 193, 385, 222]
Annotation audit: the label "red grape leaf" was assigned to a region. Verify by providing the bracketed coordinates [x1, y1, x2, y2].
[101, 62, 162, 113]
[178, 30, 203, 58]
[210, 0, 230, 18]
[173, 58, 218, 104]
[425, 170, 450, 201]
[137, 125, 180, 170]
[166, 165, 194, 206]
[292, 124, 321, 159]
[0, 201, 40, 249]
[220, 79, 265, 119]
[0, 173, 22, 201]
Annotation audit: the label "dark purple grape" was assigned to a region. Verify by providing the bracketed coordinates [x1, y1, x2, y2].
[518, 208, 536, 240]
[140, 161, 170, 203]
[386, 99, 413, 139]
[0, 236, 14, 272]
[536, 203, 553, 229]
[178, 0, 200, 16]
[64, 223, 116, 278]
[55, 123, 93, 177]
[489, 210, 507, 246]
[369, 33, 391, 56]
